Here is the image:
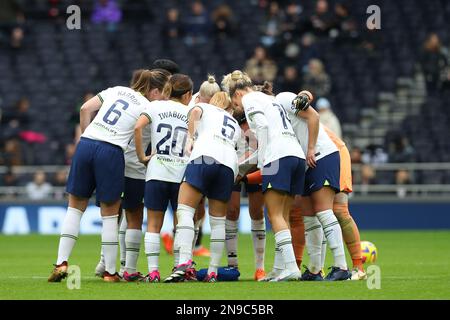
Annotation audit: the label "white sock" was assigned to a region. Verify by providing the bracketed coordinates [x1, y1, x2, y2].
[251, 218, 266, 270]
[56, 207, 83, 265]
[98, 248, 105, 266]
[176, 204, 196, 265]
[208, 216, 226, 274]
[173, 228, 180, 267]
[225, 219, 239, 267]
[274, 229, 299, 272]
[192, 219, 202, 250]
[125, 229, 141, 273]
[320, 233, 327, 270]
[317, 209, 347, 270]
[144, 232, 160, 272]
[273, 243, 284, 271]
[102, 215, 119, 274]
[119, 213, 127, 269]
[304, 216, 324, 274]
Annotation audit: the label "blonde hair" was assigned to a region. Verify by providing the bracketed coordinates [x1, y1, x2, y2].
[221, 70, 253, 97]
[209, 91, 231, 110]
[199, 75, 221, 101]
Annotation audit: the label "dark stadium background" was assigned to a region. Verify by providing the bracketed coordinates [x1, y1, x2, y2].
[1, 0, 450, 232]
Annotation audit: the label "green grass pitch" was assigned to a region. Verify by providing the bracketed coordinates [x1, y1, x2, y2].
[1, 231, 449, 299]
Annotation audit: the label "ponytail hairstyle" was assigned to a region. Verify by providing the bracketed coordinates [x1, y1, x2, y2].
[221, 70, 253, 97]
[199, 75, 221, 101]
[130, 69, 146, 87]
[131, 69, 170, 95]
[162, 73, 193, 99]
[254, 81, 274, 96]
[209, 91, 232, 110]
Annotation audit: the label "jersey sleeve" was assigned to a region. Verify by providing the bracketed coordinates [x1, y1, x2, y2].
[140, 102, 155, 123]
[275, 92, 298, 117]
[242, 93, 265, 120]
[96, 87, 113, 104]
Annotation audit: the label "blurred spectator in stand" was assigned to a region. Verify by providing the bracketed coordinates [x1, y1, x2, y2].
[47, 0, 65, 23]
[26, 171, 53, 200]
[310, 0, 334, 38]
[0, 0, 25, 49]
[183, 1, 210, 46]
[1, 97, 31, 132]
[52, 169, 68, 200]
[302, 58, 331, 98]
[91, 0, 122, 32]
[362, 144, 388, 165]
[260, 1, 284, 47]
[395, 169, 412, 199]
[277, 65, 300, 93]
[330, 2, 359, 44]
[388, 135, 416, 163]
[420, 33, 450, 94]
[0, 139, 23, 166]
[315, 97, 342, 138]
[162, 8, 183, 40]
[280, 2, 303, 40]
[1, 168, 18, 187]
[212, 4, 236, 39]
[244, 46, 278, 84]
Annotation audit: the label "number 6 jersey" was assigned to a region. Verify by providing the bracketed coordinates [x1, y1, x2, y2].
[82, 86, 151, 150]
[141, 100, 190, 183]
[189, 103, 241, 178]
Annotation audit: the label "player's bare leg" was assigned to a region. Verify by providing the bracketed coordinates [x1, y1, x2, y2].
[48, 194, 88, 282]
[248, 190, 266, 280]
[334, 192, 366, 280]
[193, 199, 210, 257]
[264, 190, 301, 282]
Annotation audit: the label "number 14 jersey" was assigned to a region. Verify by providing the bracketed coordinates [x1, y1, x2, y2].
[141, 100, 190, 183]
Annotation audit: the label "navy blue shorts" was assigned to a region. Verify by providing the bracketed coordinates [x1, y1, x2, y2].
[66, 137, 124, 203]
[232, 182, 261, 193]
[183, 156, 235, 202]
[262, 156, 305, 196]
[303, 151, 340, 196]
[144, 180, 180, 212]
[122, 177, 145, 209]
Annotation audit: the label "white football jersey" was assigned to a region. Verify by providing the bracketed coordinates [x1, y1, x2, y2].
[82, 86, 150, 150]
[188, 92, 200, 108]
[141, 100, 190, 183]
[189, 103, 241, 177]
[276, 92, 338, 163]
[123, 126, 151, 180]
[242, 91, 305, 166]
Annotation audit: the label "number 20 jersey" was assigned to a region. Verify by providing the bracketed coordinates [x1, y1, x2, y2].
[189, 103, 241, 178]
[82, 86, 151, 151]
[141, 100, 190, 183]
